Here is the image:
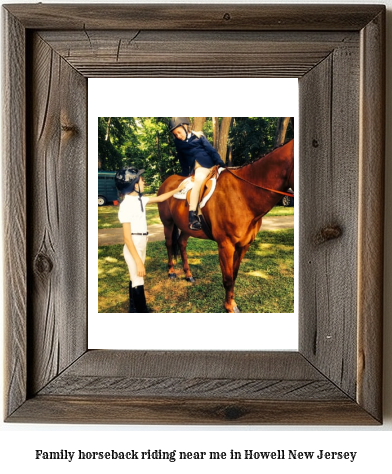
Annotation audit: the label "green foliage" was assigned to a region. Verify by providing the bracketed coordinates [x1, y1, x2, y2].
[98, 117, 294, 190]
[98, 117, 138, 170]
[229, 117, 278, 165]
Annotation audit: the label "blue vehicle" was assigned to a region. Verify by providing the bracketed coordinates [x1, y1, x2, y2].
[98, 171, 118, 206]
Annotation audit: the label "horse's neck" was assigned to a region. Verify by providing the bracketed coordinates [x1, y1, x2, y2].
[234, 144, 293, 215]
[237, 154, 289, 191]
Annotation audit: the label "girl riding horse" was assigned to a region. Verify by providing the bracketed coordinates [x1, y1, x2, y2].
[169, 117, 226, 230]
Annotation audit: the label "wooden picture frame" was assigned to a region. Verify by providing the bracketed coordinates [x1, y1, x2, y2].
[3, 4, 385, 424]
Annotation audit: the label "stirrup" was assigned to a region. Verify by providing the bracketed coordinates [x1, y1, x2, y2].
[189, 210, 202, 231]
[189, 220, 202, 231]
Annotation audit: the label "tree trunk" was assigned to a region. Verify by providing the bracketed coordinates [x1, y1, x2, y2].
[212, 117, 219, 149]
[227, 145, 233, 167]
[274, 117, 290, 147]
[218, 117, 232, 163]
[105, 117, 111, 141]
[192, 117, 206, 132]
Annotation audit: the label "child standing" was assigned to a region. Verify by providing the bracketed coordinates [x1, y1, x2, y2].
[169, 117, 226, 230]
[115, 167, 185, 313]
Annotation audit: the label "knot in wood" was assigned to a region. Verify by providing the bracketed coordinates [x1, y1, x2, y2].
[223, 405, 244, 420]
[315, 225, 342, 244]
[223, 13, 231, 21]
[61, 124, 78, 134]
[312, 139, 319, 148]
[34, 252, 53, 274]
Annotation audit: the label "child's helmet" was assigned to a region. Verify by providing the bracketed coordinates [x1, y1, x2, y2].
[115, 167, 145, 194]
[169, 117, 190, 132]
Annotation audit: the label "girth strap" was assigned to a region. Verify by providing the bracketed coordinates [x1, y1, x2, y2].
[199, 214, 215, 241]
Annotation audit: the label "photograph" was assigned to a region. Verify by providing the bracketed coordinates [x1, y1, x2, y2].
[98, 117, 295, 314]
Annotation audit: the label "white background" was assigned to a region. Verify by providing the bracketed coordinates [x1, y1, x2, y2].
[89, 77, 299, 350]
[1, 0, 391, 473]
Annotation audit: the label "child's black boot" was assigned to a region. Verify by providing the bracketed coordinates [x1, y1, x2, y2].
[128, 281, 137, 313]
[132, 285, 149, 313]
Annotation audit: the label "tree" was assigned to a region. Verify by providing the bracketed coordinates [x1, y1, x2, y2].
[211, 117, 232, 163]
[192, 117, 206, 132]
[212, 117, 219, 149]
[228, 117, 278, 166]
[97, 117, 293, 188]
[274, 117, 291, 147]
[98, 117, 137, 170]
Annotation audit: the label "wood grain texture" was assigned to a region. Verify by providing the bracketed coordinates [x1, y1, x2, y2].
[299, 40, 360, 399]
[4, 4, 384, 31]
[357, 9, 385, 422]
[38, 30, 358, 78]
[58, 350, 325, 379]
[10, 396, 377, 425]
[2, 9, 27, 419]
[7, 350, 379, 424]
[37, 351, 347, 400]
[27, 33, 87, 396]
[2, 4, 385, 425]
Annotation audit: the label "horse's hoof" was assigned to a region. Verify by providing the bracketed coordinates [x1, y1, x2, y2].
[168, 273, 176, 280]
[185, 276, 196, 283]
[233, 306, 240, 313]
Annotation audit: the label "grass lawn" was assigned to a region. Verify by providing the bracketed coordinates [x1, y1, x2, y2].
[98, 201, 294, 229]
[98, 229, 294, 313]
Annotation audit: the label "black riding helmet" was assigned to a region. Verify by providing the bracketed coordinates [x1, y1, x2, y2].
[115, 167, 145, 194]
[169, 117, 190, 133]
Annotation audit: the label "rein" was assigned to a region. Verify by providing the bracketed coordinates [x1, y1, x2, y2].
[225, 167, 294, 197]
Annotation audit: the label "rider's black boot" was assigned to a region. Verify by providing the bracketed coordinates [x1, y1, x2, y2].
[188, 211, 202, 231]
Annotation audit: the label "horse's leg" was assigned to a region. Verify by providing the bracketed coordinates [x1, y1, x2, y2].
[218, 242, 240, 313]
[233, 244, 251, 281]
[178, 232, 195, 283]
[163, 223, 177, 279]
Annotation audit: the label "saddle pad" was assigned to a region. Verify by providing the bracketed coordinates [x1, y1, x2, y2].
[173, 177, 193, 200]
[173, 167, 225, 209]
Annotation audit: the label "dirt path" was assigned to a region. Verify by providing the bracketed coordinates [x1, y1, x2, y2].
[98, 215, 294, 246]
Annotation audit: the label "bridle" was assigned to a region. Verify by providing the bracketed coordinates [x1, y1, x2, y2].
[224, 167, 294, 198]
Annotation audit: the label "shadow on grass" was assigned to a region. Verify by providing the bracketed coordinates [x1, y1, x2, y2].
[98, 229, 294, 314]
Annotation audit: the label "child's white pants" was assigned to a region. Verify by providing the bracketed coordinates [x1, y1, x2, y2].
[189, 163, 211, 211]
[123, 235, 148, 287]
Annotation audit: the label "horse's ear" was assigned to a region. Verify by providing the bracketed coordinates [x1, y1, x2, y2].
[290, 117, 294, 131]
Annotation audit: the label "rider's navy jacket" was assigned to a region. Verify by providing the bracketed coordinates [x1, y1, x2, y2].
[174, 133, 225, 176]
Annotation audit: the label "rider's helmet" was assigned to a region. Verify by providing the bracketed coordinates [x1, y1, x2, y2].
[115, 167, 145, 194]
[168, 117, 190, 132]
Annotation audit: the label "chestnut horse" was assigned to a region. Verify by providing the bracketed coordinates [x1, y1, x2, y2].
[157, 138, 294, 313]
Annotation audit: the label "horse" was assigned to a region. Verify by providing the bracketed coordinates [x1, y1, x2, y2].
[157, 138, 294, 313]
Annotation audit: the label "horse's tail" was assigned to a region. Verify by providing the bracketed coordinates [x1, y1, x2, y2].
[171, 224, 180, 259]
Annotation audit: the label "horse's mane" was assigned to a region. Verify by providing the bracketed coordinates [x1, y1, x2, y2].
[228, 141, 289, 170]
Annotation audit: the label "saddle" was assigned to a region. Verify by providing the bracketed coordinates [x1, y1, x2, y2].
[174, 165, 225, 209]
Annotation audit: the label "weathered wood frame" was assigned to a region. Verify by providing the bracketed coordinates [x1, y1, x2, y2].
[3, 4, 385, 424]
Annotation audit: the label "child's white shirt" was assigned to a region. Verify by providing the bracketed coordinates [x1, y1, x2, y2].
[118, 195, 150, 233]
